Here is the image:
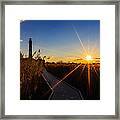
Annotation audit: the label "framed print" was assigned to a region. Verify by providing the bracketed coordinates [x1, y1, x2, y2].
[0, 0, 119, 119]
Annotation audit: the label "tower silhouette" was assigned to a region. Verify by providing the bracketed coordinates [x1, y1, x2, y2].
[29, 37, 32, 59]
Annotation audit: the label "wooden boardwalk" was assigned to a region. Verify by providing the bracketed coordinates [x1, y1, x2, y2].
[42, 69, 83, 100]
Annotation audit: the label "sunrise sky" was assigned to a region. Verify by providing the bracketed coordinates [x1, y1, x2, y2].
[20, 20, 100, 63]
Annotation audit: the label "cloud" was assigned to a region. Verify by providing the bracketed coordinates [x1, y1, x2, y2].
[20, 39, 23, 42]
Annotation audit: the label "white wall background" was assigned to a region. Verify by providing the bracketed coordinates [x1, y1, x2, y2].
[0, 0, 120, 119]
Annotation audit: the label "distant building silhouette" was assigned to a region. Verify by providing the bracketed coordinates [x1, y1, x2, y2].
[29, 38, 32, 59]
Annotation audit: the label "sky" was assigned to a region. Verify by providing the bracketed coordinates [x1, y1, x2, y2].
[20, 20, 100, 62]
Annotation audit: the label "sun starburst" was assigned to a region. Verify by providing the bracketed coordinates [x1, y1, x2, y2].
[85, 55, 92, 61]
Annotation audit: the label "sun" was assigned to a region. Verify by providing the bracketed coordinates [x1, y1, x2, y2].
[85, 55, 92, 61]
